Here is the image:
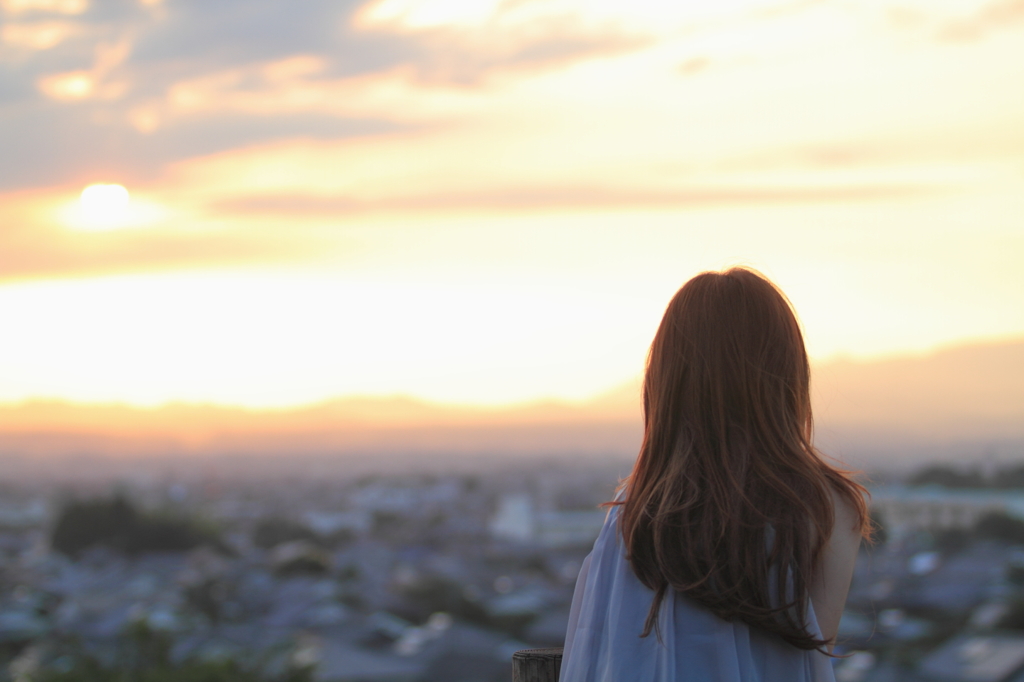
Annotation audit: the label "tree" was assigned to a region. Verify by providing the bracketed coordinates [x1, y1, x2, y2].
[251, 518, 318, 550]
[50, 496, 218, 557]
[33, 623, 311, 682]
[975, 511, 1024, 545]
[907, 466, 985, 489]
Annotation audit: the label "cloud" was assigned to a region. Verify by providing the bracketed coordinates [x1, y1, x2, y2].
[354, 0, 810, 35]
[2, 338, 1021, 462]
[35, 40, 130, 100]
[879, 0, 1024, 41]
[0, 188, 332, 282]
[0, 393, 643, 458]
[0, 0, 383, 188]
[36, 69, 93, 98]
[1, 0, 1022, 219]
[0, 98, 398, 189]
[354, 0, 651, 84]
[128, 0, 363, 70]
[0, 0, 654, 191]
[35, 38, 132, 100]
[1, 0, 87, 15]
[936, 0, 1024, 41]
[156, 60, 478, 124]
[0, 226, 316, 282]
[2, 0, 1024, 420]
[1, 20, 79, 50]
[217, 183, 924, 216]
[397, 24, 648, 85]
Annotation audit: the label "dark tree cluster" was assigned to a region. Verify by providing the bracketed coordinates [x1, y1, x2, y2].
[35, 622, 311, 682]
[392, 575, 490, 628]
[919, 512, 1024, 559]
[974, 511, 1024, 545]
[50, 496, 219, 557]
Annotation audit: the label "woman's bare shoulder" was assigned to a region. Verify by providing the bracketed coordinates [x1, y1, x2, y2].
[809, 483, 864, 647]
[829, 484, 863, 546]
[808, 483, 862, 547]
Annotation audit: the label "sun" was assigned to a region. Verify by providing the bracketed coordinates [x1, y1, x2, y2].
[80, 184, 130, 225]
[79, 183, 130, 228]
[63, 182, 167, 231]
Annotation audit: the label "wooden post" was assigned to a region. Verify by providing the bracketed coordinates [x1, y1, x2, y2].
[512, 647, 563, 682]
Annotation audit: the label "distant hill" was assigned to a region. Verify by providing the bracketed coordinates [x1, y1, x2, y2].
[0, 338, 1020, 470]
[0, 387, 643, 459]
[811, 339, 1024, 466]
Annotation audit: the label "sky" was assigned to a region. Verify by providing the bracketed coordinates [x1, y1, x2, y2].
[1, 0, 1022, 409]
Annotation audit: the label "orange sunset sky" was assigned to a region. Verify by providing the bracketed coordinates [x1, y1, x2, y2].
[1, 0, 1023, 433]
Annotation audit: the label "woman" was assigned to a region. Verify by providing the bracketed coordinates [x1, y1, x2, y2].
[560, 268, 869, 682]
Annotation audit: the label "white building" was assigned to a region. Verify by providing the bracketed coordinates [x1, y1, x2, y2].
[871, 485, 1024, 534]
[489, 494, 606, 547]
[536, 510, 607, 549]
[489, 494, 535, 543]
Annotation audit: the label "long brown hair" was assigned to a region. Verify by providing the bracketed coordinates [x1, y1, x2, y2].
[617, 267, 868, 650]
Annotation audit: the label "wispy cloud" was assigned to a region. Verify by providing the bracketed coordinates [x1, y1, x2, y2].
[36, 37, 130, 100]
[936, 0, 1024, 41]
[2, 0, 1024, 413]
[218, 183, 924, 217]
[0, 0, 87, 16]
[354, 0, 651, 84]
[0, 187, 329, 282]
[0, 0, 652, 189]
[0, 225, 318, 283]
[4, 0, 1023, 190]
[1, 20, 79, 51]
[878, 0, 1024, 41]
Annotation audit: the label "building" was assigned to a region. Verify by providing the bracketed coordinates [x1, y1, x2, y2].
[871, 486, 1024, 534]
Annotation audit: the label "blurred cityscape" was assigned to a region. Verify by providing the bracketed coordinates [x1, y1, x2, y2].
[2, 456, 1024, 682]
[0, 455, 626, 682]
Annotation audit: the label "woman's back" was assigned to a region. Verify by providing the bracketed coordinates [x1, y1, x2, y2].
[560, 504, 838, 682]
[559, 268, 868, 681]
